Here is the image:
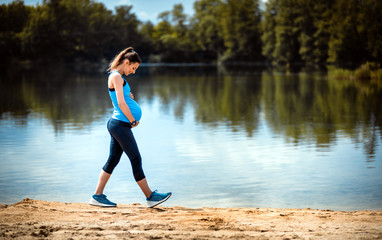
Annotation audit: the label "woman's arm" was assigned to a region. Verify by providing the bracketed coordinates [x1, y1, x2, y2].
[111, 74, 139, 127]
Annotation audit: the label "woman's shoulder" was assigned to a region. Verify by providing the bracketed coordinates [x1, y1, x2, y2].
[109, 72, 128, 91]
[109, 70, 120, 78]
[109, 71, 124, 82]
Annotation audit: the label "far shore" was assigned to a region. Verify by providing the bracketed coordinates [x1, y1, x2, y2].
[1, 198, 382, 239]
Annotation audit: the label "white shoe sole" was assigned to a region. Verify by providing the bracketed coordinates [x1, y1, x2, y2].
[89, 198, 117, 207]
[147, 193, 172, 208]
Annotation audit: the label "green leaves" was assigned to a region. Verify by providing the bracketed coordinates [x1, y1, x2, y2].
[3, 0, 141, 62]
[1, 0, 381, 65]
[261, 0, 381, 66]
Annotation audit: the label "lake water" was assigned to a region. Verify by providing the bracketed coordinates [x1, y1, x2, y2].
[0, 64, 381, 211]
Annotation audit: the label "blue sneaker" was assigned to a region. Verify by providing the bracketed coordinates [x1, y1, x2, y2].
[89, 194, 117, 207]
[146, 190, 172, 208]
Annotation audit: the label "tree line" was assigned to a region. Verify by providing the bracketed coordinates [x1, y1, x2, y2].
[1, 0, 381, 67]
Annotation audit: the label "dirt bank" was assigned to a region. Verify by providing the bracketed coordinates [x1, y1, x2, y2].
[1, 198, 381, 239]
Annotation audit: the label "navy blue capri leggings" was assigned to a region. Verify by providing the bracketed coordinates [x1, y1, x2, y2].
[102, 118, 145, 182]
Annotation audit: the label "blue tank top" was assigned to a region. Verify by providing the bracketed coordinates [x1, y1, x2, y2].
[108, 71, 142, 123]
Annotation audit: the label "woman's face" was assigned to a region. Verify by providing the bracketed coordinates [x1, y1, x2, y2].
[125, 61, 140, 75]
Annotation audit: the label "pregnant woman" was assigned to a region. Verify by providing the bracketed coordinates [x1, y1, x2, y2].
[89, 47, 171, 208]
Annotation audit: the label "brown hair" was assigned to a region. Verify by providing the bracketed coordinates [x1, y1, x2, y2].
[107, 47, 142, 72]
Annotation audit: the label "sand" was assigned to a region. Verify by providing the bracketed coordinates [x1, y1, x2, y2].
[0, 198, 381, 239]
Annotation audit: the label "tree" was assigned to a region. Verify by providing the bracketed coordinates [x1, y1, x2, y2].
[273, 0, 301, 64]
[0, 0, 31, 60]
[138, 21, 156, 61]
[328, 0, 369, 66]
[192, 0, 225, 61]
[2, 0, 381, 65]
[21, 0, 94, 60]
[261, 0, 278, 63]
[82, 2, 113, 60]
[110, 5, 141, 56]
[310, 0, 332, 64]
[152, 4, 196, 62]
[19, 0, 141, 61]
[295, 0, 315, 64]
[361, 0, 382, 63]
[219, 0, 262, 62]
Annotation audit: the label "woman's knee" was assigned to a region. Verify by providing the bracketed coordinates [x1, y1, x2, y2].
[102, 156, 120, 174]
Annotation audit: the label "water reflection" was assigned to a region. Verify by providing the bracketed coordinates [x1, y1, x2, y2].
[1, 64, 381, 161]
[0, 64, 381, 209]
[0, 65, 110, 133]
[135, 66, 382, 162]
[137, 68, 263, 137]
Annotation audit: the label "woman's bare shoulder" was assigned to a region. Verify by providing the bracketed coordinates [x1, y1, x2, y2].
[109, 72, 123, 86]
[109, 71, 122, 80]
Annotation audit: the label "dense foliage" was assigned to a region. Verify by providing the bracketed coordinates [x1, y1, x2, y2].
[1, 0, 381, 66]
[261, 0, 382, 66]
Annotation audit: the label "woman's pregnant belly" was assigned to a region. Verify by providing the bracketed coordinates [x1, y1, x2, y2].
[127, 98, 142, 121]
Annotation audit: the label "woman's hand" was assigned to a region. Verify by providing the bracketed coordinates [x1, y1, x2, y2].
[131, 121, 139, 128]
[130, 92, 134, 99]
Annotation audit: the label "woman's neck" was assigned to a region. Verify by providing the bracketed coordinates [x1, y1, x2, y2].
[114, 65, 125, 75]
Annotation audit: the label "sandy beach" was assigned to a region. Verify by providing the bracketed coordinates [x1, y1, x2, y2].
[1, 198, 381, 239]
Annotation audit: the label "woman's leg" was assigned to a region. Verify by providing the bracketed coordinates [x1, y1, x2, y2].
[106, 119, 171, 207]
[93, 120, 124, 195]
[108, 119, 152, 197]
[94, 170, 111, 195]
[137, 178, 152, 198]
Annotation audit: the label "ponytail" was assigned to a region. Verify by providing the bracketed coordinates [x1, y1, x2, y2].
[107, 47, 142, 72]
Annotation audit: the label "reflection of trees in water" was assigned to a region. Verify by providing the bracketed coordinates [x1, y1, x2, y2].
[0, 65, 110, 133]
[363, 115, 378, 164]
[261, 71, 382, 162]
[1, 65, 380, 162]
[137, 66, 262, 137]
[139, 66, 381, 162]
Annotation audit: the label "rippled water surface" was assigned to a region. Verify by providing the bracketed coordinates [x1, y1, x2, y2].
[0, 65, 381, 210]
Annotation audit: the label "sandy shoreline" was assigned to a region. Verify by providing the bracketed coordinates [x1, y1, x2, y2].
[1, 198, 381, 239]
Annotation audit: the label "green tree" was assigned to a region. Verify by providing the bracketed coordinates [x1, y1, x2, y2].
[0, 0, 31, 60]
[170, 4, 198, 61]
[21, 0, 91, 60]
[311, 0, 332, 64]
[19, 0, 141, 61]
[81, 2, 113, 60]
[327, 0, 368, 65]
[20, 3, 58, 59]
[192, 0, 225, 61]
[152, 4, 196, 62]
[3, 0, 382, 65]
[171, 3, 187, 36]
[295, 0, 315, 64]
[138, 21, 156, 61]
[152, 11, 175, 61]
[110, 5, 141, 55]
[273, 0, 301, 64]
[261, 0, 278, 63]
[360, 0, 382, 63]
[219, 0, 262, 62]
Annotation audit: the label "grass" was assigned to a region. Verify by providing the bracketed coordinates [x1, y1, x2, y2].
[328, 62, 382, 80]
